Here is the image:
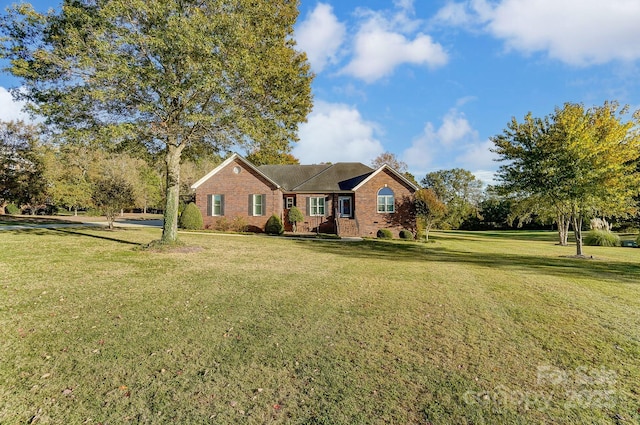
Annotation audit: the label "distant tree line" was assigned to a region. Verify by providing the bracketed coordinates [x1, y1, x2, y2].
[0, 119, 222, 218]
[374, 106, 640, 255]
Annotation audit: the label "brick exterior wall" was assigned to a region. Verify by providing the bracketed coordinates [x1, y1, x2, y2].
[194, 158, 414, 236]
[194, 158, 283, 231]
[354, 169, 415, 238]
[286, 193, 334, 233]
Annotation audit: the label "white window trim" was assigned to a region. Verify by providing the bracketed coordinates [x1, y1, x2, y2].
[377, 188, 395, 213]
[310, 196, 325, 216]
[209, 194, 224, 216]
[251, 194, 265, 216]
[285, 196, 294, 209]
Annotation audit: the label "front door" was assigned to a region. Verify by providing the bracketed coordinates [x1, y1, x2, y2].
[338, 196, 352, 218]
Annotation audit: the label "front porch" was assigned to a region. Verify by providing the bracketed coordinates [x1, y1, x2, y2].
[285, 216, 359, 237]
[282, 193, 360, 237]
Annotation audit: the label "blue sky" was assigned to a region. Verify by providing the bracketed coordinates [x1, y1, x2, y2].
[2, 0, 640, 183]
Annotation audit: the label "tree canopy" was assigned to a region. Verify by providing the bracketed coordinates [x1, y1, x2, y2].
[414, 188, 446, 241]
[370, 152, 408, 173]
[492, 101, 640, 256]
[0, 120, 48, 214]
[1, 0, 313, 242]
[421, 168, 483, 229]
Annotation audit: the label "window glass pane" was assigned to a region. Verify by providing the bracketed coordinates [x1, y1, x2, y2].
[212, 194, 222, 216]
[377, 188, 394, 213]
[253, 194, 263, 216]
[213, 195, 220, 215]
[310, 197, 324, 216]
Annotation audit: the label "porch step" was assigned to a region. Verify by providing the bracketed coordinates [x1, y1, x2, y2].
[337, 218, 359, 236]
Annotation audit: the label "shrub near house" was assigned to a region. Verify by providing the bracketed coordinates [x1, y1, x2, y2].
[191, 154, 417, 237]
[179, 202, 203, 230]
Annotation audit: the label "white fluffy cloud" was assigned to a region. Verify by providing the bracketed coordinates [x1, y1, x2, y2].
[342, 28, 448, 83]
[455, 139, 499, 174]
[436, 0, 640, 65]
[402, 109, 476, 169]
[432, 1, 476, 27]
[293, 101, 384, 164]
[402, 108, 497, 182]
[295, 3, 346, 73]
[0, 87, 30, 122]
[295, 1, 448, 82]
[341, 6, 448, 82]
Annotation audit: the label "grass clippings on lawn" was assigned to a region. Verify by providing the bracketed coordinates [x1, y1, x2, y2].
[0, 228, 638, 424]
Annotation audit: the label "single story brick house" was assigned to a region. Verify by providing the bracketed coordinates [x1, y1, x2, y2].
[191, 153, 418, 237]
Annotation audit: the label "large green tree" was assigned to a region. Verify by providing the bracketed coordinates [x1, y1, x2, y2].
[43, 144, 101, 215]
[0, 120, 48, 214]
[1, 0, 313, 243]
[492, 101, 640, 256]
[421, 168, 483, 229]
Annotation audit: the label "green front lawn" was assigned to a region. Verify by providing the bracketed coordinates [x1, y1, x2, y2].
[1, 229, 638, 424]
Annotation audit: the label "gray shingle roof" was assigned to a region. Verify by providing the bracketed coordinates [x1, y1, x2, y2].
[257, 163, 374, 192]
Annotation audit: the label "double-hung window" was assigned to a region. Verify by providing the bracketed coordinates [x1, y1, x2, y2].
[208, 194, 224, 216]
[251, 194, 265, 216]
[377, 187, 395, 213]
[309, 196, 325, 216]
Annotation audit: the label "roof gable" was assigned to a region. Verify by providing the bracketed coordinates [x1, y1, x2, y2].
[352, 165, 419, 192]
[190, 153, 281, 189]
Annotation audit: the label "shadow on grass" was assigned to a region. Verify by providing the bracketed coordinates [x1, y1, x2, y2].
[294, 238, 640, 284]
[433, 230, 573, 243]
[50, 228, 143, 246]
[0, 215, 78, 225]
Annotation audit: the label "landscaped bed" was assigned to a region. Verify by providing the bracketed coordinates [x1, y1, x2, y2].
[1, 228, 638, 424]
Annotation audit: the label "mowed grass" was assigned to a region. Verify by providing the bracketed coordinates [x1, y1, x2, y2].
[0, 228, 639, 424]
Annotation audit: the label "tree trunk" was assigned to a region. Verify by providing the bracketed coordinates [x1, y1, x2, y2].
[424, 222, 433, 241]
[161, 142, 183, 243]
[572, 213, 584, 256]
[557, 213, 570, 246]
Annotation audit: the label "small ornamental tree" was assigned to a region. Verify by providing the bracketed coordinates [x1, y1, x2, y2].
[92, 176, 135, 230]
[179, 202, 203, 230]
[415, 188, 447, 241]
[265, 214, 284, 235]
[287, 205, 303, 232]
